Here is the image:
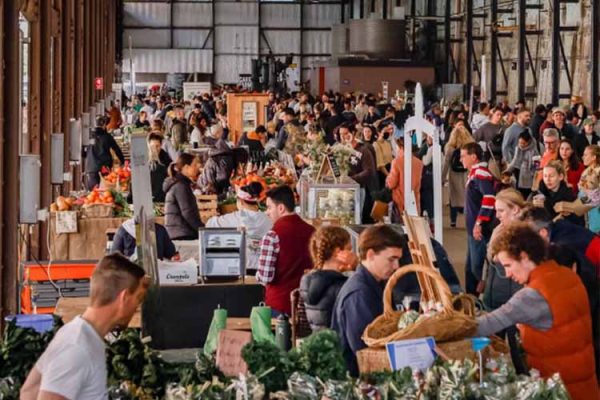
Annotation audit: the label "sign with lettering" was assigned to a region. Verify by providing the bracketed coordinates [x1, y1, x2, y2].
[386, 337, 436, 371]
[216, 329, 252, 376]
[327, 153, 341, 178]
[158, 258, 198, 285]
[94, 77, 104, 90]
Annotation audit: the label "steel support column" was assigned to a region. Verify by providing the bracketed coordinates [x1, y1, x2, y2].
[444, 0, 451, 83]
[592, 0, 599, 110]
[1, 0, 21, 319]
[465, 0, 473, 100]
[517, 0, 526, 102]
[490, 0, 498, 101]
[551, 0, 560, 104]
[382, 0, 387, 19]
[299, 0, 304, 82]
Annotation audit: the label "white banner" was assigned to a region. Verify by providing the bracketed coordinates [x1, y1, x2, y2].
[183, 82, 212, 101]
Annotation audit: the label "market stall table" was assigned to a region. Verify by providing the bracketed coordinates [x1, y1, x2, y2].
[55, 296, 141, 328]
[142, 278, 265, 350]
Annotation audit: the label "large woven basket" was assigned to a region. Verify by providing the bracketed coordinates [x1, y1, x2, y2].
[362, 264, 478, 348]
[357, 336, 509, 374]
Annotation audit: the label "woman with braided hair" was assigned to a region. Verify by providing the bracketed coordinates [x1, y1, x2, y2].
[299, 226, 358, 332]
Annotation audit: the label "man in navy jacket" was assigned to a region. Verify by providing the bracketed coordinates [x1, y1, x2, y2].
[331, 225, 406, 376]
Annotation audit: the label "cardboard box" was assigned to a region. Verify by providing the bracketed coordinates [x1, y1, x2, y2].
[158, 258, 198, 285]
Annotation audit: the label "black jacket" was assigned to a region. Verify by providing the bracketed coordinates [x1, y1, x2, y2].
[349, 143, 379, 193]
[111, 222, 177, 260]
[159, 149, 172, 167]
[85, 128, 125, 173]
[532, 180, 584, 226]
[163, 173, 203, 240]
[574, 131, 600, 159]
[483, 262, 522, 311]
[198, 140, 236, 196]
[299, 270, 348, 332]
[323, 114, 345, 145]
[150, 162, 168, 202]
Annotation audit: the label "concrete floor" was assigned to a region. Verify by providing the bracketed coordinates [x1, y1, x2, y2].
[440, 188, 468, 289]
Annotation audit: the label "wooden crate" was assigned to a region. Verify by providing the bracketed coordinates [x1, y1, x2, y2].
[197, 194, 218, 224]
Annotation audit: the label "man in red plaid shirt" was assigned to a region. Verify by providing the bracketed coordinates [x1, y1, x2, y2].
[256, 186, 315, 316]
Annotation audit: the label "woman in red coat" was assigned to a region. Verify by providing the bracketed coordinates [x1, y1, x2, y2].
[478, 222, 598, 400]
[559, 139, 585, 195]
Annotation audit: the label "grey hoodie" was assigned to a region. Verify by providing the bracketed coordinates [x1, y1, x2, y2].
[507, 139, 543, 190]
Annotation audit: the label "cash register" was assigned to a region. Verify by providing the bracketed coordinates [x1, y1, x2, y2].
[198, 228, 246, 282]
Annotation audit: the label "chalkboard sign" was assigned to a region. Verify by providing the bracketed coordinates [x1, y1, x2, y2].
[327, 153, 341, 178]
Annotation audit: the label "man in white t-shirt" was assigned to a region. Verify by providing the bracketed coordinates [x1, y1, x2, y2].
[20, 254, 149, 400]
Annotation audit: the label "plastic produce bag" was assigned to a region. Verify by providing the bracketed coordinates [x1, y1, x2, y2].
[204, 308, 228, 356]
[250, 304, 275, 344]
[286, 372, 319, 400]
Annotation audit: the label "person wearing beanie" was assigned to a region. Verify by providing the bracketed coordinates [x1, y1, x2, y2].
[206, 182, 272, 271]
[84, 116, 125, 190]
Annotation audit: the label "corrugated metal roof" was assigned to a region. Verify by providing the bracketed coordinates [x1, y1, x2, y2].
[215, 55, 252, 83]
[124, 2, 171, 27]
[215, 2, 258, 24]
[303, 30, 331, 54]
[174, 29, 212, 49]
[261, 30, 300, 54]
[173, 2, 213, 27]
[260, 3, 301, 28]
[215, 26, 258, 53]
[123, 49, 213, 73]
[303, 4, 340, 28]
[123, 29, 171, 48]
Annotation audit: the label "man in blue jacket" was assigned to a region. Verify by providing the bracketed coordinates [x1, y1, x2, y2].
[331, 225, 406, 376]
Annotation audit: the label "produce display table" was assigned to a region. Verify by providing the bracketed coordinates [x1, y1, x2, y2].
[49, 216, 128, 260]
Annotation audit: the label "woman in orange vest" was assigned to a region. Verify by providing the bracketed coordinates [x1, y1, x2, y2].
[478, 222, 598, 400]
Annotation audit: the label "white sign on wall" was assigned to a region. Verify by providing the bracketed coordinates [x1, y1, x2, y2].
[183, 82, 212, 101]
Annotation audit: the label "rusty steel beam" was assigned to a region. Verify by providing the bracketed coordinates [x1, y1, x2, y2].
[2, 0, 22, 318]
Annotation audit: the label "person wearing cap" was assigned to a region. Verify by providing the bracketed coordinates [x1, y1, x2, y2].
[206, 182, 272, 271]
[539, 107, 578, 141]
[575, 118, 600, 159]
[84, 116, 125, 191]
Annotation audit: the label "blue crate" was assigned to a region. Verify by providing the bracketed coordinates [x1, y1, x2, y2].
[5, 314, 55, 333]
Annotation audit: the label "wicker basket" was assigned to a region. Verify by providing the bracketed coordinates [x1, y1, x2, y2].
[357, 336, 510, 374]
[362, 264, 478, 348]
[82, 203, 114, 218]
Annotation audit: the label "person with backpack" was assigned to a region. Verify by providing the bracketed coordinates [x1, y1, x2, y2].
[443, 124, 474, 228]
[474, 107, 505, 163]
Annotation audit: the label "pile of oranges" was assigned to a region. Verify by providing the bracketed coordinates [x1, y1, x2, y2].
[83, 188, 114, 205]
[101, 162, 131, 192]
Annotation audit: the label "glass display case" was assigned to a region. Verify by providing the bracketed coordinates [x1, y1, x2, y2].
[298, 176, 361, 225]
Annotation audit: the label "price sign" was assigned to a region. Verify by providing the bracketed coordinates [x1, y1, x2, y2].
[386, 337, 437, 371]
[327, 153, 341, 178]
[215, 329, 252, 377]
